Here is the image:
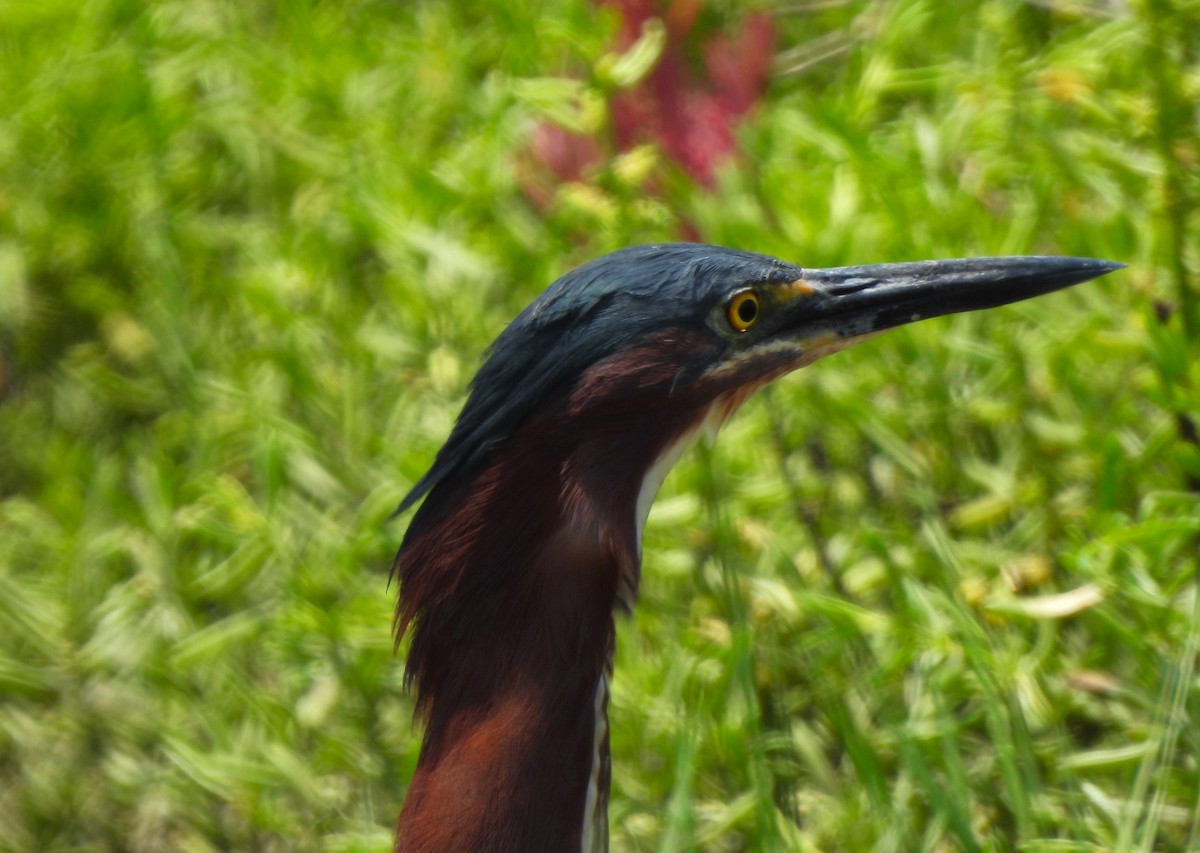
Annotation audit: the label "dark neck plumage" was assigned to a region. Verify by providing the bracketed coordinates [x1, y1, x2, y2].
[393, 423, 641, 853]
[393, 335, 724, 852]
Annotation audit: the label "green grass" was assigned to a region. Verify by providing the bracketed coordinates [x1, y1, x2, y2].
[2, 0, 1198, 850]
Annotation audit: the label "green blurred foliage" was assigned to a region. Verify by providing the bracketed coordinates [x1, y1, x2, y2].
[1, 0, 1198, 850]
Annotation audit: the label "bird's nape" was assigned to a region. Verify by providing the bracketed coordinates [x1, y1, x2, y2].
[389, 243, 1123, 853]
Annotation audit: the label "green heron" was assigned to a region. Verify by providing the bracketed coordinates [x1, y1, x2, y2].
[390, 243, 1121, 852]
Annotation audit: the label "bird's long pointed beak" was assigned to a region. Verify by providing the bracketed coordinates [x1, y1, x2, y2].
[795, 256, 1125, 340]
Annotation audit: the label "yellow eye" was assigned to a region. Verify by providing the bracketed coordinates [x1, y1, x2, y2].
[726, 290, 760, 332]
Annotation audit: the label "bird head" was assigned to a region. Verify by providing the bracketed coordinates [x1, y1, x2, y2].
[396, 242, 1122, 524]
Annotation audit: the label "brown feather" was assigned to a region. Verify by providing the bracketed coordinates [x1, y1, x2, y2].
[393, 330, 763, 851]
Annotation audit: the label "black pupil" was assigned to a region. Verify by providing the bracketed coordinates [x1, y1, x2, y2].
[737, 297, 757, 324]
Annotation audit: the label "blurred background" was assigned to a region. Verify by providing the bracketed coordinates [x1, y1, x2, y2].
[1, 0, 1198, 850]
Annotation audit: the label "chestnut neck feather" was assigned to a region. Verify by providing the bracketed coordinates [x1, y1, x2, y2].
[393, 332, 726, 852]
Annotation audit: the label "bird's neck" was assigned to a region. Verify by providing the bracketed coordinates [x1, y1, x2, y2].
[393, 439, 638, 852]
[395, 552, 615, 853]
[393, 335, 732, 852]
